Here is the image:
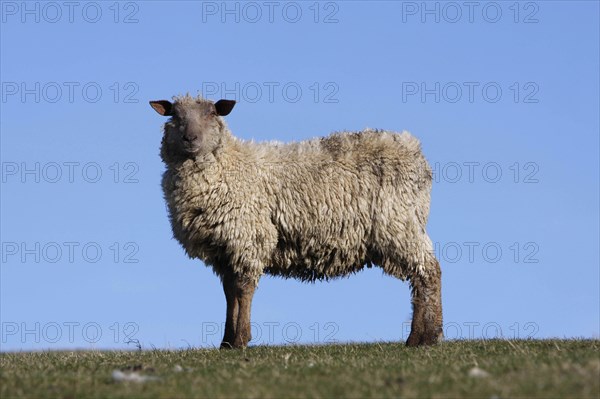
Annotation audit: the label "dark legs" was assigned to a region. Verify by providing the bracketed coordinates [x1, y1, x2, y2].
[220, 271, 257, 349]
[221, 271, 238, 348]
[219, 256, 440, 348]
[406, 257, 443, 347]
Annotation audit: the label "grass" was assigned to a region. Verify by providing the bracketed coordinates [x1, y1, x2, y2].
[1, 340, 599, 398]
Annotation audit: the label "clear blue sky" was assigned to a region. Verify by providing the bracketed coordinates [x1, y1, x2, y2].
[1, 1, 598, 350]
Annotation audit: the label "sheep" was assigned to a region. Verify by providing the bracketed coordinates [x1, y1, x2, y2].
[149, 94, 443, 348]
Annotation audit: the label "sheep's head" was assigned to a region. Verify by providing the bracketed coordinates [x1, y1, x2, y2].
[150, 95, 236, 163]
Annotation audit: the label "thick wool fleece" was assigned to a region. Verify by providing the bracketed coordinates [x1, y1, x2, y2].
[161, 108, 436, 285]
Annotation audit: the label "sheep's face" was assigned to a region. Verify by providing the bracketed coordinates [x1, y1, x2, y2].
[150, 96, 236, 162]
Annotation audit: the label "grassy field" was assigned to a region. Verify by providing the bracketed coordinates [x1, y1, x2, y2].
[1, 340, 598, 398]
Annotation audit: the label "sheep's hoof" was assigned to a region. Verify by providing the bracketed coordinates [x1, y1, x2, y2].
[406, 329, 443, 347]
[220, 340, 248, 350]
[220, 341, 234, 350]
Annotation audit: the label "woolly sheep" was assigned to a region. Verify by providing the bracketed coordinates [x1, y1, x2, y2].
[150, 95, 443, 348]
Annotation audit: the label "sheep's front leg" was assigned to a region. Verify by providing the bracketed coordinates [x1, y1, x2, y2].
[220, 272, 257, 349]
[220, 271, 239, 349]
[406, 257, 443, 347]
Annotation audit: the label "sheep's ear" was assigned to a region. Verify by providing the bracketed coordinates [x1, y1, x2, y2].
[214, 99, 236, 116]
[149, 100, 173, 116]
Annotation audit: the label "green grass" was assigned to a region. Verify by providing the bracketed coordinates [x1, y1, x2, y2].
[1, 340, 599, 398]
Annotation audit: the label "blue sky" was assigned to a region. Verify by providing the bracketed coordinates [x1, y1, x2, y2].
[1, 1, 598, 350]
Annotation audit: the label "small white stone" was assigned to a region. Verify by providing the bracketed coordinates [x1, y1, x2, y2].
[468, 367, 490, 378]
[112, 370, 160, 383]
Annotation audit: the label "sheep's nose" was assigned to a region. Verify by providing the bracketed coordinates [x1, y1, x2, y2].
[183, 133, 197, 142]
[183, 126, 196, 138]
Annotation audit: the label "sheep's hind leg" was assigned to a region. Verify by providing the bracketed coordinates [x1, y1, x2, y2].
[406, 255, 443, 347]
[220, 271, 239, 349]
